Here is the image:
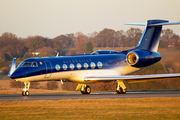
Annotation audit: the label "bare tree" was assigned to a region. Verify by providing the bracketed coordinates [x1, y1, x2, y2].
[75, 32, 87, 53]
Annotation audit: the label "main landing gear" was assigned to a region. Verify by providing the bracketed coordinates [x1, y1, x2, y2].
[76, 84, 91, 94]
[116, 80, 127, 94]
[76, 80, 127, 95]
[22, 82, 30, 96]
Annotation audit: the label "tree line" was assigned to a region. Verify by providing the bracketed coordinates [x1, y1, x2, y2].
[0, 28, 180, 73]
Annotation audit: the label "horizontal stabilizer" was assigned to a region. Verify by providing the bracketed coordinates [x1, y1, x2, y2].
[125, 21, 180, 26]
[148, 22, 180, 26]
[84, 73, 180, 83]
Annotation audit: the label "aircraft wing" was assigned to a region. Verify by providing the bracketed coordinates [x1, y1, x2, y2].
[84, 73, 180, 83]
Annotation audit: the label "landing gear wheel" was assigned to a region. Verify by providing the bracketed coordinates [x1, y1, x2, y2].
[85, 86, 91, 94]
[22, 82, 30, 96]
[25, 91, 29, 96]
[116, 87, 126, 94]
[22, 91, 29, 96]
[122, 89, 127, 94]
[81, 90, 86, 94]
[116, 87, 123, 94]
[22, 91, 26, 96]
[80, 86, 91, 94]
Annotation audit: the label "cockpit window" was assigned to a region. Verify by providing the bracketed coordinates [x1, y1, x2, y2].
[32, 62, 38, 67]
[19, 61, 38, 67]
[22, 62, 32, 67]
[17, 62, 24, 67]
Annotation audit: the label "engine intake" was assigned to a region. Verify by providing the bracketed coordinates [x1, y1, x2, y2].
[126, 50, 161, 67]
[126, 52, 138, 65]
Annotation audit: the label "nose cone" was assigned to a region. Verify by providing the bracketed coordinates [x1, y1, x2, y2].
[10, 71, 19, 79]
[10, 69, 24, 79]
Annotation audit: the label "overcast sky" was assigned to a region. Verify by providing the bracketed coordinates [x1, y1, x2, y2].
[0, 0, 180, 38]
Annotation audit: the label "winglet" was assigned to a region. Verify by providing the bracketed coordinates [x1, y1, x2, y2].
[124, 23, 146, 26]
[8, 58, 16, 76]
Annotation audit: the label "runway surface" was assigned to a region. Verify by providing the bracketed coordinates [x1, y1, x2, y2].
[0, 91, 180, 101]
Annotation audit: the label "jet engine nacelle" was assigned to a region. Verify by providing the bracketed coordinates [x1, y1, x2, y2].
[126, 50, 161, 67]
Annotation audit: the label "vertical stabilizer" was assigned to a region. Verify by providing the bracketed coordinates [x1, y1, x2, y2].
[125, 19, 180, 52]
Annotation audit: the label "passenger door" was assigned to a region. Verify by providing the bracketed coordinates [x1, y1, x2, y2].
[44, 61, 52, 78]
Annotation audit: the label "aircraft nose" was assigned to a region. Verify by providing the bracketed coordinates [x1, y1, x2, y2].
[10, 69, 24, 79]
[10, 72, 18, 79]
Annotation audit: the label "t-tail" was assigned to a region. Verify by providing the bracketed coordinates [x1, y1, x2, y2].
[125, 19, 180, 52]
[125, 19, 180, 67]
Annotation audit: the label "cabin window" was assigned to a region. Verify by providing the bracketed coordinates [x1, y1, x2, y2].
[84, 63, 88, 69]
[77, 63, 81, 69]
[97, 62, 103, 68]
[90, 62, 96, 69]
[70, 64, 74, 70]
[55, 64, 60, 71]
[63, 64, 67, 70]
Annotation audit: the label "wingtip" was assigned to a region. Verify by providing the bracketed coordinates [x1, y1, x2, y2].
[124, 23, 146, 26]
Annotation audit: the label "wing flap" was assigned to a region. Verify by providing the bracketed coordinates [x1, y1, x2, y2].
[84, 73, 180, 83]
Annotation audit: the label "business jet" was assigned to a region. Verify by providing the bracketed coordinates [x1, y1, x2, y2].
[8, 19, 180, 96]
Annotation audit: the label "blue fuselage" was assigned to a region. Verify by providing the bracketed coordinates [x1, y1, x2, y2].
[10, 49, 161, 83]
[10, 52, 128, 82]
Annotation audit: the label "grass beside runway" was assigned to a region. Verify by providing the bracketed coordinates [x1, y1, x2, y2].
[0, 97, 180, 120]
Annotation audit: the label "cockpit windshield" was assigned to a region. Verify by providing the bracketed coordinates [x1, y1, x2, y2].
[18, 61, 38, 67]
[23, 62, 32, 67]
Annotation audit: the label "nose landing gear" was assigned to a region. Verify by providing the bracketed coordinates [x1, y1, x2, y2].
[22, 82, 30, 96]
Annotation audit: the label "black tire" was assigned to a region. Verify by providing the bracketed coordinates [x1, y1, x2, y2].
[25, 91, 29, 96]
[117, 87, 127, 94]
[116, 87, 123, 94]
[22, 91, 26, 96]
[81, 90, 85, 94]
[122, 88, 127, 94]
[85, 86, 91, 94]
